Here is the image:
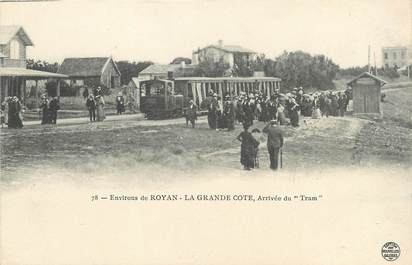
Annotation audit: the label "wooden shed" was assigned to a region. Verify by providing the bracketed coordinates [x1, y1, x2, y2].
[57, 57, 121, 89]
[347, 72, 387, 115]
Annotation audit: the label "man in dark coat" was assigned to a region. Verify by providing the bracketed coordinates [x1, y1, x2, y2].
[207, 93, 218, 129]
[223, 96, 235, 131]
[337, 92, 347, 116]
[288, 98, 300, 127]
[185, 99, 197, 128]
[242, 98, 254, 129]
[116, 92, 125, 114]
[236, 95, 245, 123]
[49, 97, 60, 124]
[40, 96, 51, 125]
[263, 120, 284, 170]
[86, 94, 96, 122]
[330, 93, 339, 116]
[267, 96, 277, 121]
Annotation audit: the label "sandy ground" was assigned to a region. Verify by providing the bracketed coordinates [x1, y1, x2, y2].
[1, 88, 411, 265]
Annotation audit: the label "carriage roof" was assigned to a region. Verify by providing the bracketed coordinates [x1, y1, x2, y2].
[140, 78, 173, 84]
[174, 77, 281, 82]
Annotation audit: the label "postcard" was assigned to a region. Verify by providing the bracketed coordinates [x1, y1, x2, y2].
[0, 0, 411, 264]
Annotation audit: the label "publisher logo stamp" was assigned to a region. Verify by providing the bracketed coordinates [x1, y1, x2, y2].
[382, 242, 400, 261]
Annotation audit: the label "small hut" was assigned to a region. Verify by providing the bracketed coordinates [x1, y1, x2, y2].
[347, 72, 387, 115]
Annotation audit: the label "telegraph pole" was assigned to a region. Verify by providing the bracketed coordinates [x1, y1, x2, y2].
[368, 44, 371, 73]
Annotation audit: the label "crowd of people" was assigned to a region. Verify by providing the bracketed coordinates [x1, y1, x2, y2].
[1, 96, 24, 129]
[0, 85, 133, 128]
[201, 87, 351, 132]
[194, 86, 352, 171]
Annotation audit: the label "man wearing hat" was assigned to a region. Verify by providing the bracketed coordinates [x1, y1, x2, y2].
[207, 93, 218, 129]
[185, 99, 197, 128]
[49, 97, 60, 124]
[236, 95, 245, 123]
[86, 94, 97, 122]
[40, 95, 51, 125]
[223, 95, 235, 131]
[116, 92, 125, 115]
[263, 120, 284, 170]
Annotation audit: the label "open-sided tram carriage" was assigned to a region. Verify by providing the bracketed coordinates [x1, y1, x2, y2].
[139, 76, 281, 119]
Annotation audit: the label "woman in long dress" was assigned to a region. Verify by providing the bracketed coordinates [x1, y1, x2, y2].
[8, 97, 23, 129]
[237, 124, 260, 170]
[96, 95, 106, 122]
[1, 97, 9, 126]
[312, 95, 321, 119]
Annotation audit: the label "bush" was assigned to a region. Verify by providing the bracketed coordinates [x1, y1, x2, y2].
[380, 68, 400, 79]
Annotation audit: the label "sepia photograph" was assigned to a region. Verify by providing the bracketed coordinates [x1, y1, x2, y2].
[0, 0, 411, 264]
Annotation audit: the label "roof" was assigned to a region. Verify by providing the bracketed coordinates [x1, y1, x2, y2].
[129, 77, 149, 87]
[347, 72, 387, 87]
[139, 64, 199, 78]
[0, 67, 68, 78]
[57, 57, 121, 77]
[195, 44, 256, 54]
[173, 65, 198, 77]
[139, 64, 181, 75]
[175, 76, 281, 82]
[382, 46, 408, 50]
[0, 25, 33, 46]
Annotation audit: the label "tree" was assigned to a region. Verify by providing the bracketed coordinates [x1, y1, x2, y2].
[170, 57, 192, 65]
[26, 59, 59, 73]
[338, 65, 369, 76]
[272, 51, 339, 90]
[116, 61, 154, 85]
[194, 58, 230, 77]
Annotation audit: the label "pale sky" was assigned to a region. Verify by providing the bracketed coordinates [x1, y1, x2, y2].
[0, 0, 411, 67]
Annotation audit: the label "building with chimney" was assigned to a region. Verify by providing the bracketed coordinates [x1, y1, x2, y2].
[192, 40, 256, 68]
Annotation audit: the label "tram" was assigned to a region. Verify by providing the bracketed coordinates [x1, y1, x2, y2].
[138, 76, 281, 119]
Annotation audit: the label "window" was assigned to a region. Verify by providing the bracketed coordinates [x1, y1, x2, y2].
[393, 52, 397, 59]
[213, 53, 220, 63]
[10, 39, 19, 59]
[401, 51, 405, 59]
[384, 52, 388, 59]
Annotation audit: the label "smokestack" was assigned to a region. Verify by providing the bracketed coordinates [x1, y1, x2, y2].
[218, 40, 223, 47]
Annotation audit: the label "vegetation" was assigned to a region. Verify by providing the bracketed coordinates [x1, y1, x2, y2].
[45, 80, 74, 97]
[233, 51, 339, 90]
[116, 61, 154, 85]
[26, 59, 59, 73]
[270, 51, 339, 90]
[170, 57, 192, 65]
[194, 58, 231, 77]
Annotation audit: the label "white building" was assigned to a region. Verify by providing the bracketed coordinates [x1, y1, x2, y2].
[381, 46, 411, 68]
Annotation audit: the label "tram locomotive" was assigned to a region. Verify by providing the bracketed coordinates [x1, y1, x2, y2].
[139, 79, 184, 119]
[139, 76, 281, 119]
